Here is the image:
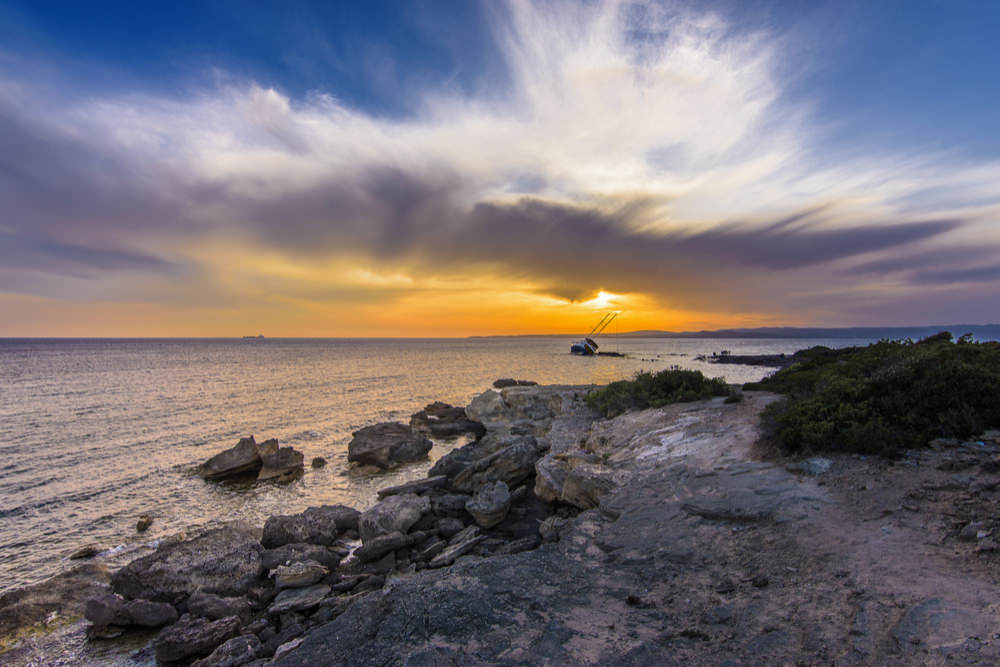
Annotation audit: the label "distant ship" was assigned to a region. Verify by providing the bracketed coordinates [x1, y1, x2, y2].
[242, 334, 265, 339]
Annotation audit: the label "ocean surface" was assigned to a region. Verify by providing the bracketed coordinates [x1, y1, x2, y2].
[0, 335, 887, 594]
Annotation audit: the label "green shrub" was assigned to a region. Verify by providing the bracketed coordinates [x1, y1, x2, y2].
[587, 368, 731, 418]
[745, 332, 1000, 456]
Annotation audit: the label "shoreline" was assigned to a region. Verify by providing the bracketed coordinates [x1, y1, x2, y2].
[4, 382, 1000, 664]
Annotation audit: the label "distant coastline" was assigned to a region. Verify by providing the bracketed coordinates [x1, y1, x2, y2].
[471, 324, 1000, 340]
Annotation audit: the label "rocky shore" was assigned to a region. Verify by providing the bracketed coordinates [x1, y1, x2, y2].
[4, 383, 1000, 665]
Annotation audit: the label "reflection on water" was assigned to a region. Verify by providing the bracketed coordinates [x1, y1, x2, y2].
[0, 336, 869, 593]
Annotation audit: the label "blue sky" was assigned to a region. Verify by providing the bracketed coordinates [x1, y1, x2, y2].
[1, 0, 999, 335]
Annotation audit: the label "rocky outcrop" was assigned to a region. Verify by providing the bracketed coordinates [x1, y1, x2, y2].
[154, 614, 241, 664]
[197, 436, 262, 479]
[111, 523, 263, 604]
[492, 378, 538, 389]
[534, 455, 616, 509]
[410, 402, 486, 439]
[358, 494, 431, 543]
[257, 441, 305, 481]
[465, 481, 511, 528]
[261, 505, 360, 548]
[451, 437, 540, 492]
[348, 422, 433, 469]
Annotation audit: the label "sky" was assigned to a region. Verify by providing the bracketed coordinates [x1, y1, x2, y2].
[1, 0, 999, 337]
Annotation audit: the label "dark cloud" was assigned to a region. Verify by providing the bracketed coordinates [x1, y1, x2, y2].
[911, 265, 1000, 285]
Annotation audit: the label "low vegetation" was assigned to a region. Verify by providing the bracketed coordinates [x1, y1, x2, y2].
[745, 332, 1000, 457]
[587, 368, 731, 418]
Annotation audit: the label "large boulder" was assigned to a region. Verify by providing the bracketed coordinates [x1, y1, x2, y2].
[111, 523, 263, 604]
[84, 592, 129, 627]
[428, 432, 518, 480]
[465, 390, 508, 427]
[198, 437, 262, 479]
[358, 494, 431, 544]
[262, 505, 360, 548]
[451, 439, 540, 493]
[348, 423, 433, 469]
[411, 402, 486, 439]
[154, 614, 241, 664]
[465, 481, 511, 529]
[534, 455, 616, 509]
[258, 443, 305, 481]
[124, 599, 179, 628]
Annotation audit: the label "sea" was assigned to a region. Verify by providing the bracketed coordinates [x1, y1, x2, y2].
[0, 335, 919, 594]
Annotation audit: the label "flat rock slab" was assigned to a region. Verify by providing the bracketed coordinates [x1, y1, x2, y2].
[376, 475, 449, 499]
[262, 505, 360, 548]
[268, 584, 331, 615]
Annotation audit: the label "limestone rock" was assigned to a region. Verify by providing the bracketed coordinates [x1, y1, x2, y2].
[198, 436, 262, 479]
[465, 390, 508, 427]
[410, 402, 486, 439]
[465, 481, 511, 529]
[271, 560, 329, 589]
[358, 494, 431, 543]
[262, 505, 360, 548]
[348, 422, 433, 469]
[111, 523, 263, 604]
[154, 614, 241, 664]
[534, 455, 616, 509]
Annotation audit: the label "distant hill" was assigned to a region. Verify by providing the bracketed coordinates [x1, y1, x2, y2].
[621, 325, 1000, 340]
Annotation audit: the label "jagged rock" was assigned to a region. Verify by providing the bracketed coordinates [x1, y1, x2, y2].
[111, 523, 263, 604]
[268, 585, 330, 615]
[376, 475, 449, 499]
[85, 592, 129, 627]
[354, 531, 426, 563]
[261, 543, 341, 571]
[262, 505, 360, 548]
[136, 515, 153, 532]
[348, 423, 433, 469]
[272, 560, 329, 589]
[258, 441, 305, 481]
[191, 634, 263, 667]
[411, 402, 486, 439]
[451, 439, 539, 492]
[198, 436, 262, 479]
[493, 378, 538, 389]
[187, 590, 251, 622]
[534, 455, 616, 509]
[124, 599, 178, 628]
[69, 543, 102, 560]
[465, 390, 508, 427]
[154, 614, 241, 664]
[428, 526, 485, 569]
[465, 481, 511, 529]
[358, 494, 431, 543]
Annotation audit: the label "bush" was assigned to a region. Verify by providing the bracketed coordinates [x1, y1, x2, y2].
[587, 368, 731, 418]
[745, 332, 1000, 456]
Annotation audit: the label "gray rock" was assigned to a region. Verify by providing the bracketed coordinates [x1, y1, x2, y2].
[111, 523, 263, 604]
[154, 614, 241, 664]
[348, 423, 433, 469]
[187, 590, 251, 622]
[69, 543, 103, 560]
[272, 560, 329, 589]
[268, 585, 330, 615]
[198, 436, 262, 479]
[358, 494, 431, 543]
[451, 439, 539, 492]
[465, 481, 511, 529]
[261, 543, 341, 571]
[376, 475, 449, 499]
[258, 442, 305, 481]
[191, 634, 262, 667]
[85, 592, 129, 627]
[538, 516, 571, 543]
[136, 515, 153, 532]
[262, 505, 360, 548]
[354, 531, 422, 563]
[274, 637, 306, 660]
[411, 402, 486, 439]
[436, 517, 466, 538]
[534, 455, 616, 509]
[464, 390, 508, 427]
[431, 493, 473, 517]
[428, 526, 485, 569]
[124, 599, 178, 628]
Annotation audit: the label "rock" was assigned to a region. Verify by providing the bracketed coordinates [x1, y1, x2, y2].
[272, 560, 329, 589]
[358, 494, 431, 543]
[465, 390, 508, 427]
[198, 436, 262, 479]
[69, 543, 103, 560]
[538, 516, 571, 543]
[436, 517, 466, 538]
[451, 439, 539, 492]
[262, 505, 360, 548]
[410, 402, 486, 439]
[311, 457, 327, 468]
[534, 455, 616, 509]
[154, 614, 241, 664]
[0, 563, 110, 641]
[432, 494, 473, 518]
[363, 551, 396, 576]
[493, 378, 538, 389]
[268, 585, 330, 615]
[348, 422, 433, 469]
[959, 521, 985, 542]
[111, 523, 263, 604]
[191, 634, 262, 667]
[496, 534, 541, 555]
[428, 526, 485, 569]
[376, 475, 449, 499]
[258, 441, 305, 481]
[465, 481, 511, 529]
[787, 457, 833, 476]
[354, 531, 427, 563]
[85, 592, 129, 627]
[187, 590, 251, 622]
[274, 637, 306, 660]
[124, 599, 178, 628]
[262, 543, 341, 571]
[136, 515, 153, 532]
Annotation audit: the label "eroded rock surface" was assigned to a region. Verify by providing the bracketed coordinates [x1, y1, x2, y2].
[348, 422, 433, 469]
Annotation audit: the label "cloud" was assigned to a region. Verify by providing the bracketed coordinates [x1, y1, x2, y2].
[2, 0, 1000, 328]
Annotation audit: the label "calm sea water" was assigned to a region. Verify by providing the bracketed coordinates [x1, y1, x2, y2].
[0, 335, 877, 593]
